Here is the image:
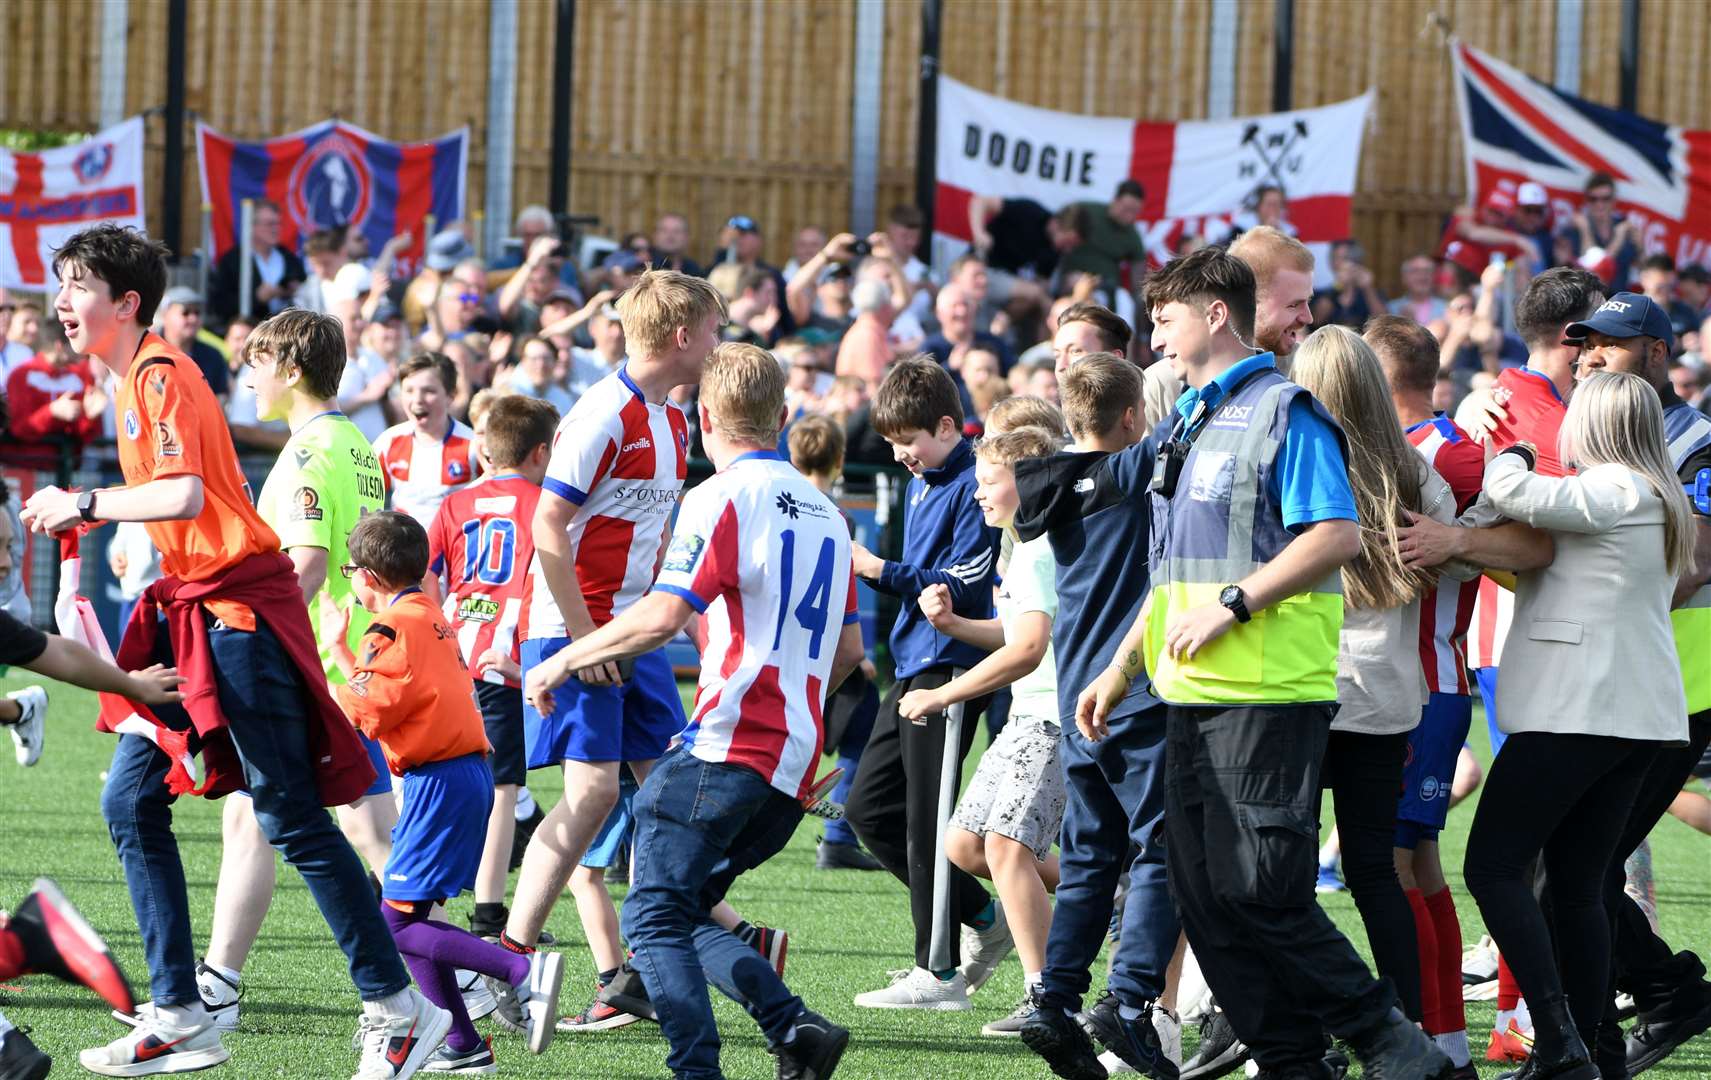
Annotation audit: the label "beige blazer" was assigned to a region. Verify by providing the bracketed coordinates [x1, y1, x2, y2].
[1484, 454, 1689, 744]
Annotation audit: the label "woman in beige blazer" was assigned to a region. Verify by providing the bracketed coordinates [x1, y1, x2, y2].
[1463, 371, 1697, 1080]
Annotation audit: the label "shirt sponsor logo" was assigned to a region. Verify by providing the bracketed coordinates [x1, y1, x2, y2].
[775, 491, 830, 520]
[458, 595, 500, 623]
[293, 486, 323, 521]
[473, 495, 518, 514]
[610, 485, 681, 506]
[155, 420, 181, 458]
[1211, 403, 1253, 427]
[662, 532, 706, 574]
[622, 436, 653, 453]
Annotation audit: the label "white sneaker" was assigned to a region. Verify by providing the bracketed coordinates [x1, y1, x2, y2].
[114, 962, 242, 1033]
[521, 951, 564, 1054]
[484, 951, 564, 1054]
[853, 967, 971, 1011]
[1154, 1004, 1182, 1067]
[79, 1010, 230, 1076]
[352, 989, 452, 1080]
[7, 686, 46, 767]
[1098, 1050, 1137, 1074]
[1462, 933, 1500, 1001]
[958, 902, 1013, 993]
[455, 969, 496, 1021]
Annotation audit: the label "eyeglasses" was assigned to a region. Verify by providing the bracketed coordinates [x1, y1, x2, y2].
[340, 563, 364, 579]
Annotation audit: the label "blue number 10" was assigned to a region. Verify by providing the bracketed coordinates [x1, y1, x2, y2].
[461, 517, 517, 586]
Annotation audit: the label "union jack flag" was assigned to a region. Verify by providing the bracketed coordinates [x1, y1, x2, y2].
[1452, 40, 1711, 268]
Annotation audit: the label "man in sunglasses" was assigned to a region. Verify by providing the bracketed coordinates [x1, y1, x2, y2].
[1558, 172, 1640, 289]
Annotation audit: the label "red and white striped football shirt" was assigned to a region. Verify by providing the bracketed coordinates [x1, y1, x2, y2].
[427, 473, 543, 687]
[529, 368, 690, 635]
[1467, 367, 1569, 670]
[375, 417, 480, 527]
[1407, 415, 1484, 694]
[653, 451, 858, 799]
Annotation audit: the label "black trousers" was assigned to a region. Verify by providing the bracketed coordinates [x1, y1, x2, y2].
[1608, 711, 1711, 1017]
[1320, 729, 1421, 1020]
[1165, 704, 1395, 1070]
[844, 669, 991, 970]
[1464, 731, 1659, 1040]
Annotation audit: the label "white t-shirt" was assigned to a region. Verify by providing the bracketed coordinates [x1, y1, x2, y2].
[997, 533, 1058, 720]
[337, 347, 393, 443]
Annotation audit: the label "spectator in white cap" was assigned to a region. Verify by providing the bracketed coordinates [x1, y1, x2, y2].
[156, 286, 231, 402]
[1515, 181, 1554, 272]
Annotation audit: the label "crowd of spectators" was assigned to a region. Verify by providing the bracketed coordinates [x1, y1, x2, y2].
[0, 175, 1707, 489]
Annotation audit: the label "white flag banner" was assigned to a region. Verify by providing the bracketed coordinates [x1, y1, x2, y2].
[0, 118, 147, 290]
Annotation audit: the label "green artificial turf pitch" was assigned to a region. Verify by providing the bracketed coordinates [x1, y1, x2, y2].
[1, 672, 1707, 1078]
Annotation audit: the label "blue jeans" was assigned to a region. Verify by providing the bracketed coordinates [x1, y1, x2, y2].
[100, 612, 409, 1006]
[621, 750, 807, 1080]
[1041, 703, 1179, 1012]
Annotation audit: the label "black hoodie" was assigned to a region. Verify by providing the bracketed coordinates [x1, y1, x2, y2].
[1013, 442, 1159, 725]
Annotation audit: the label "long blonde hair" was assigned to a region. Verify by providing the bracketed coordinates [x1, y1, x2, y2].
[1290, 325, 1435, 610]
[1559, 370, 1697, 575]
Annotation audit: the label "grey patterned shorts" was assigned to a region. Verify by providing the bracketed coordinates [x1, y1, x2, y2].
[950, 713, 1066, 860]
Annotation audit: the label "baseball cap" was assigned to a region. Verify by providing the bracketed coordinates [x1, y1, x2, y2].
[369, 301, 402, 325]
[162, 285, 203, 309]
[602, 250, 645, 274]
[818, 263, 853, 284]
[426, 229, 476, 272]
[1563, 291, 1675, 351]
[726, 215, 759, 234]
[1484, 188, 1517, 214]
[1517, 181, 1549, 207]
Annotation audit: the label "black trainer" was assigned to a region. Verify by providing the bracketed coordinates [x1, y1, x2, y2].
[1020, 1003, 1106, 1080]
[1347, 1008, 1455, 1080]
[1626, 982, 1711, 1074]
[1081, 991, 1180, 1079]
[816, 840, 883, 871]
[773, 1011, 849, 1080]
[0, 1026, 50, 1080]
[1182, 1008, 1251, 1080]
[596, 960, 658, 1022]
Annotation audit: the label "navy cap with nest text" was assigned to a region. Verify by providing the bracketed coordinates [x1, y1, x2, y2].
[1563, 291, 1675, 351]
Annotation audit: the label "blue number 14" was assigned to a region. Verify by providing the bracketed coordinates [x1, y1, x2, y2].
[772, 528, 835, 659]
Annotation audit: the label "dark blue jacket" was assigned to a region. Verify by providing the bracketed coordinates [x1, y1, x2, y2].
[1013, 440, 1160, 726]
[869, 439, 1001, 679]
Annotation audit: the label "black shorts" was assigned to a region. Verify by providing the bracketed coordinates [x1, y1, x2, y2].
[0, 609, 47, 670]
[476, 681, 527, 787]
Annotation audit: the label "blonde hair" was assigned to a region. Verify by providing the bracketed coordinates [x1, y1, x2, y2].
[787, 413, 845, 477]
[616, 269, 728, 358]
[1559, 370, 1696, 574]
[985, 395, 1067, 440]
[1229, 225, 1315, 293]
[1060, 352, 1142, 439]
[701, 342, 785, 446]
[975, 426, 1060, 467]
[1290, 325, 1434, 610]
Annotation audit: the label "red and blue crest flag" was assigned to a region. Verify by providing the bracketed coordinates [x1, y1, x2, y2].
[197, 120, 469, 273]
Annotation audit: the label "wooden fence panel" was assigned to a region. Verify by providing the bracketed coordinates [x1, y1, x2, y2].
[4, 0, 1711, 293]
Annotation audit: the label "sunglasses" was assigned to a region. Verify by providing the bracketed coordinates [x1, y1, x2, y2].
[458, 292, 482, 304]
[1586, 193, 1614, 203]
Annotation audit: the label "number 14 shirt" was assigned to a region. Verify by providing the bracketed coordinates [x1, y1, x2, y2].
[652, 450, 858, 800]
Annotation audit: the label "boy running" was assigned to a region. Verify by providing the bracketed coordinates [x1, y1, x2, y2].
[171, 310, 399, 1031]
[525, 342, 865, 1080]
[332, 511, 567, 1072]
[899, 425, 1067, 1036]
[23, 224, 442, 1080]
[424, 394, 560, 941]
[375, 352, 480, 526]
[502, 270, 726, 955]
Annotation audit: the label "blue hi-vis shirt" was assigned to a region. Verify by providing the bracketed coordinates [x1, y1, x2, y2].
[1172, 352, 1357, 530]
[870, 439, 1001, 679]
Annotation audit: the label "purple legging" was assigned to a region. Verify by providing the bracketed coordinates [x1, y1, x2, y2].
[382, 901, 530, 1052]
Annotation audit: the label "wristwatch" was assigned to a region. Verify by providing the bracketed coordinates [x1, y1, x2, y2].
[76, 489, 99, 523]
[1218, 585, 1251, 623]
